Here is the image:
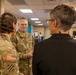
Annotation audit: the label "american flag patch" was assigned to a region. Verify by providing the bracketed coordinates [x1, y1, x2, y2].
[6, 54, 16, 61]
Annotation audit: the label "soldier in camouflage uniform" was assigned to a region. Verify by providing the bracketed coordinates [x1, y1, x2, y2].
[0, 13, 20, 75]
[11, 18, 34, 75]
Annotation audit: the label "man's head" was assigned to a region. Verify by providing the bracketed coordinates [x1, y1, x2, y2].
[19, 17, 28, 32]
[49, 4, 76, 35]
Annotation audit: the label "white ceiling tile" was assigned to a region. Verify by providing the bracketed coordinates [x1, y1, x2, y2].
[63, 2, 76, 7]
[5, 10, 20, 17]
[42, 0, 61, 5]
[7, 0, 27, 5]
[45, 13, 50, 19]
[44, 5, 56, 9]
[4, 0, 12, 6]
[14, 5, 29, 9]
[23, 13, 36, 18]
[5, 6, 17, 10]
[33, 9, 44, 13]
[5, 9, 21, 15]
[24, 0, 43, 5]
[29, 5, 44, 9]
[4, 0, 76, 27]
[35, 14, 45, 18]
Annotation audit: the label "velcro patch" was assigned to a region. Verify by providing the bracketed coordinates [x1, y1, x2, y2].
[6, 54, 16, 61]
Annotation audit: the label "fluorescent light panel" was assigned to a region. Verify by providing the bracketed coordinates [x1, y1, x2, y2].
[35, 21, 41, 23]
[31, 18, 39, 20]
[19, 9, 33, 13]
[38, 24, 43, 25]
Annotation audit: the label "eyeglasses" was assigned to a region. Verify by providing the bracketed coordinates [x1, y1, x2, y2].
[46, 19, 54, 25]
[46, 19, 54, 22]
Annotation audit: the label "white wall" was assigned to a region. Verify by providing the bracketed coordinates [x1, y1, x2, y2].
[34, 26, 44, 36]
[33, 26, 76, 39]
[44, 27, 76, 39]
[34, 26, 51, 39]
[44, 27, 51, 39]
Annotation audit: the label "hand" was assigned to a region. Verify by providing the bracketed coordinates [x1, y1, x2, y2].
[27, 50, 33, 59]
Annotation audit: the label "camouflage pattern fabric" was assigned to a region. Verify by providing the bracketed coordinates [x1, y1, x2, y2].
[11, 31, 34, 75]
[0, 34, 19, 75]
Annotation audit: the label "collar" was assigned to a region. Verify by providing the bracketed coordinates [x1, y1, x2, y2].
[51, 34, 72, 39]
[17, 30, 27, 38]
[0, 34, 11, 42]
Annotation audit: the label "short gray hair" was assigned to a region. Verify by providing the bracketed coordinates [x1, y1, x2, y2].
[20, 17, 28, 21]
[18, 17, 28, 24]
[50, 4, 76, 31]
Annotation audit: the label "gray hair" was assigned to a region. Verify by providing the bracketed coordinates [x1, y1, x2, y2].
[18, 17, 28, 24]
[20, 17, 28, 21]
[50, 4, 76, 31]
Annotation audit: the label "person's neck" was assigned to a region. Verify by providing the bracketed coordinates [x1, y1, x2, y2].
[52, 30, 69, 35]
[19, 30, 26, 36]
[19, 30, 26, 33]
[58, 30, 69, 34]
[3, 33, 12, 38]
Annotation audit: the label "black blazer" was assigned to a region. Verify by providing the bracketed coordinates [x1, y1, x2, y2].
[32, 34, 76, 75]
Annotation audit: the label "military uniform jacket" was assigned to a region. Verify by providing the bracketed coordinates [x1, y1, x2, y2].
[0, 34, 19, 75]
[11, 31, 34, 67]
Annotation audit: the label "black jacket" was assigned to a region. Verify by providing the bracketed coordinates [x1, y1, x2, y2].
[32, 34, 76, 75]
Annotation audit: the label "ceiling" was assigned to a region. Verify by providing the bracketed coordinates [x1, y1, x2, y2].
[4, 0, 76, 27]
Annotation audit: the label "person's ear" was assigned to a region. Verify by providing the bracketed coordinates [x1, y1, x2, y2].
[53, 20, 58, 27]
[13, 22, 15, 29]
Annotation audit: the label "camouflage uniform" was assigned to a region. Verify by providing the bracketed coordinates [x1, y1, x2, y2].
[0, 34, 19, 75]
[11, 30, 34, 75]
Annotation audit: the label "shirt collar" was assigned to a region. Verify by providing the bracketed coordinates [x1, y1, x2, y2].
[17, 30, 27, 38]
[0, 34, 11, 42]
[50, 34, 72, 39]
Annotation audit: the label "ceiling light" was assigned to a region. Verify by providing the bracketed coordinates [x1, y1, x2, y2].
[31, 18, 39, 20]
[19, 9, 33, 13]
[38, 24, 43, 26]
[35, 21, 41, 23]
